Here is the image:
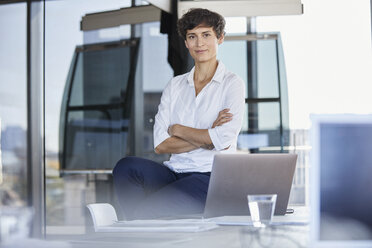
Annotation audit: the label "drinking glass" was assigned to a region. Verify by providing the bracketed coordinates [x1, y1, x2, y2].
[247, 194, 277, 227]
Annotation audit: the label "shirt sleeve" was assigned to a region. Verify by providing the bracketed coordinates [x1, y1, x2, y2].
[208, 77, 245, 151]
[153, 80, 172, 150]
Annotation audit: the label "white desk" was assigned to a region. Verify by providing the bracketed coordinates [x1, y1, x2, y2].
[69, 206, 309, 248]
[7, 206, 310, 248]
[65, 225, 309, 248]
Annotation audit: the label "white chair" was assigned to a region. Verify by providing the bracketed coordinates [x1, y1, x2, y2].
[86, 203, 219, 233]
[86, 203, 118, 232]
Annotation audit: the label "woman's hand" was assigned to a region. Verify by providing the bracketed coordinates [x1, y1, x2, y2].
[168, 124, 180, 136]
[212, 108, 233, 128]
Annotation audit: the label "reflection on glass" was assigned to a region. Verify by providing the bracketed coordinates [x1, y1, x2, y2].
[257, 40, 279, 98]
[60, 40, 140, 171]
[0, 3, 27, 207]
[44, 0, 135, 231]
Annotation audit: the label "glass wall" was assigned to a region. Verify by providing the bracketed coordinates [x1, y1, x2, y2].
[44, 0, 131, 233]
[0, 2, 27, 207]
[44, 0, 176, 233]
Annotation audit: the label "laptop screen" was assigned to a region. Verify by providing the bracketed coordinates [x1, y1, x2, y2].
[311, 115, 372, 247]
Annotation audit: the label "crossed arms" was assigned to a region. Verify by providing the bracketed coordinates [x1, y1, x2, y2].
[154, 109, 232, 154]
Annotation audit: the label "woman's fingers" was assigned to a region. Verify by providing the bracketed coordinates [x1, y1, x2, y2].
[219, 108, 230, 114]
[212, 108, 233, 128]
[215, 117, 232, 126]
[214, 112, 233, 127]
[217, 113, 233, 122]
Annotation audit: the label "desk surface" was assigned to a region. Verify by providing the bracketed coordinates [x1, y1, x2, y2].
[63, 224, 309, 248]
[72, 206, 309, 248]
[5, 206, 310, 248]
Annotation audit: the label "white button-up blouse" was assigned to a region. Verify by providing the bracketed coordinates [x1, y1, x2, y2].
[153, 62, 245, 173]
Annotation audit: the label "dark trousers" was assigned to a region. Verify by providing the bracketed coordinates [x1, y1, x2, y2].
[112, 156, 211, 220]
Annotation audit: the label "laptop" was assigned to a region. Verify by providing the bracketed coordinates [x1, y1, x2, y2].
[203, 153, 297, 218]
[310, 114, 372, 248]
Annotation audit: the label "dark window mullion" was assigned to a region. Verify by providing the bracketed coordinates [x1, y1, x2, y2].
[245, 97, 280, 103]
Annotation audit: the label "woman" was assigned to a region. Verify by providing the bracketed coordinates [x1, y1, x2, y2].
[113, 8, 245, 220]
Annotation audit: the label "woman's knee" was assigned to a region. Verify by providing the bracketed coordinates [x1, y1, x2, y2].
[113, 156, 159, 177]
[113, 156, 140, 177]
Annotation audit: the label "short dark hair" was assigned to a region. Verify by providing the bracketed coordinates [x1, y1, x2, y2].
[177, 8, 226, 40]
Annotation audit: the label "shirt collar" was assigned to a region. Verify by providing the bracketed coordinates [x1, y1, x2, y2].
[187, 61, 226, 86]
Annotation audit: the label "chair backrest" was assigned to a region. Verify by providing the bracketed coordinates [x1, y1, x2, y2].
[87, 203, 118, 232]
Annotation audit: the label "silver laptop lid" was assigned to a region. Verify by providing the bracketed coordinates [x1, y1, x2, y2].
[204, 153, 297, 218]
